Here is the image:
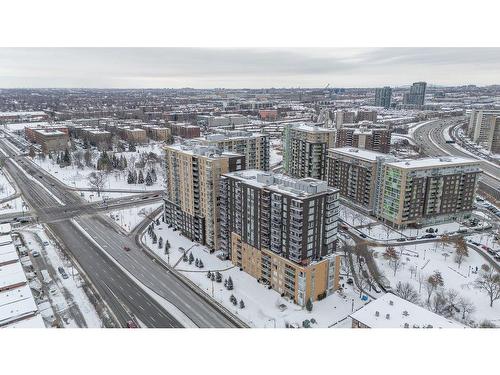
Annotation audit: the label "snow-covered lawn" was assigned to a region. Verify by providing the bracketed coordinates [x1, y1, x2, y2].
[78, 190, 142, 203]
[0, 169, 15, 200]
[20, 225, 102, 328]
[0, 197, 28, 214]
[143, 218, 369, 328]
[107, 202, 162, 232]
[371, 241, 500, 324]
[31, 142, 165, 191]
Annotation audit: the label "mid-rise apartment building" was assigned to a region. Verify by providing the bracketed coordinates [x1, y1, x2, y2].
[467, 109, 500, 153]
[199, 130, 270, 171]
[169, 122, 201, 139]
[336, 125, 392, 153]
[326, 147, 398, 214]
[356, 110, 378, 123]
[30, 129, 69, 153]
[335, 110, 356, 129]
[282, 123, 336, 180]
[219, 170, 340, 305]
[376, 157, 481, 227]
[374, 87, 392, 109]
[164, 144, 245, 250]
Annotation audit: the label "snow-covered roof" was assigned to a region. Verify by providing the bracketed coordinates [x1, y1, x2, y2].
[3, 313, 45, 328]
[330, 147, 393, 162]
[0, 242, 16, 256]
[0, 111, 47, 117]
[0, 235, 12, 246]
[0, 284, 38, 327]
[224, 169, 336, 198]
[350, 293, 464, 328]
[0, 224, 11, 235]
[0, 262, 27, 290]
[287, 122, 335, 134]
[385, 156, 478, 170]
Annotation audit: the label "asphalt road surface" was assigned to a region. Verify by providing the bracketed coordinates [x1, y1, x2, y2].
[0, 137, 244, 328]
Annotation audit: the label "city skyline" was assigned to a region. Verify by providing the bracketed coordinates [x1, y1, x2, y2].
[1, 48, 500, 89]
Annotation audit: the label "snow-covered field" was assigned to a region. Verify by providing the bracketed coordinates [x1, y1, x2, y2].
[78, 190, 141, 203]
[0, 169, 15, 200]
[0, 196, 28, 214]
[107, 202, 162, 232]
[372, 241, 500, 324]
[143, 217, 369, 328]
[32, 143, 165, 191]
[20, 226, 102, 328]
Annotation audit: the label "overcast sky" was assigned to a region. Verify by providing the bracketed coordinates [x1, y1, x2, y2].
[0, 48, 499, 89]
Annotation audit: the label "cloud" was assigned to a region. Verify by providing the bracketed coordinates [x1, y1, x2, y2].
[0, 48, 498, 88]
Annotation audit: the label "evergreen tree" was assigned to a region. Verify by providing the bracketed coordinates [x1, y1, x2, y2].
[155, 218, 160, 225]
[306, 298, 313, 312]
[215, 271, 222, 283]
[138, 170, 144, 184]
[84, 148, 92, 167]
[158, 236, 163, 248]
[56, 153, 61, 164]
[195, 259, 200, 267]
[183, 253, 188, 262]
[145, 171, 153, 186]
[165, 240, 171, 255]
[227, 276, 233, 290]
[207, 271, 212, 279]
[127, 170, 134, 184]
[230, 294, 237, 305]
[188, 252, 194, 264]
[63, 148, 71, 166]
[198, 260, 204, 268]
[152, 232, 157, 244]
[129, 143, 136, 152]
[210, 273, 215, 281]
[239, 300, 245, 309]
[133, 170, 138, 184]
[151, 168, 157, 182]
[224, 279, 228, 288]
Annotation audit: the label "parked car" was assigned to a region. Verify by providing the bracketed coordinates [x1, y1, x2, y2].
[126, 320, 138, 328]
[31, 250, 40, 257]
[123, 246, 131, 252]
[396, 238, 406, 242]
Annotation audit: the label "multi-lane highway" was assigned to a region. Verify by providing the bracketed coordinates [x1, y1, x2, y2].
[412, 117, 500, 200]
[0, 137, 245, 328]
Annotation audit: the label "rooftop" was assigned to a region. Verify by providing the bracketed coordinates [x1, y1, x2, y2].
[385, 156, 479, 169]
[350, 293, 463, 328]
[287, 122, 335, 134]
[330, 147, 395, 162]
[224, 170, 336, 198]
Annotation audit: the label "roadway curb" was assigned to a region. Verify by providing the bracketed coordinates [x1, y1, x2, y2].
[136, 219, 249, 328]
[42, 223, 120, 328]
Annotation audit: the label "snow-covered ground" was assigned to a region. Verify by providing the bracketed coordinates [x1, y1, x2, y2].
[143, 217, 369, 328]
[32, 143, 165, 191]
[78, 190, 142, 203]
[269, 138, 283, 166]
[0, 196, 28, 214]
[372, 241, 500, 324]
[0, 169, 15, 200]
[20, 226, 103, 328]
[107, 202, 162, 232]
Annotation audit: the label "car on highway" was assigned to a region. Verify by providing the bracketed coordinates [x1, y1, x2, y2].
[123, 246, 131, 252]
[153, 194, 160, 197]
[126, 320, 138, 328]
[494, 254, 500, 262]
[396, 238, 406, 242]
[420, 234, 436, 239]
[141, 196, 149, 200]
[31, 250, 40, 257]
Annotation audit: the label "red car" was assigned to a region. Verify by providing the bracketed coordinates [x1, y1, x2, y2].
[123, 246, 131, 252]
[126, 320, 138, 328]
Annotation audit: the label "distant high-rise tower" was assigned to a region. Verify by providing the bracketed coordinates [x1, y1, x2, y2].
[403, 82, 427, 107]
[374, 86, 392, 109]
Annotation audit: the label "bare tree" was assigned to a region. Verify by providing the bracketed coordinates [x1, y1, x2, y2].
[425, 271, 444, 304]
[395, 281, 420, 304]
[454, 238, 469, 268]
[430, 290, 447, 315]
[88, 171, 107, 197]
[474, 269, 500, 307]
[384, 246, 401, 276]
[457, 297, 475, 321]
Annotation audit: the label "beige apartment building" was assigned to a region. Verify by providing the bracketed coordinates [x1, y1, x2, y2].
[282, 123, 336, 180]
[164, 144, 245, 250]
[198, 130, 270, 171]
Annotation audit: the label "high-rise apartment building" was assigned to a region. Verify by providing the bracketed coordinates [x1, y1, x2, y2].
[219, 170, 340, 305]
[376, 157, 481, 227]
[164, 144, 245, 250]
[326, 147, 398, 214]
[467, 109, 500, 153]
[199, 130, 270, 171]
[403, 82, 427, 107]
[374, 87, 392, 109]
[282, 123, 336, 180]
[336, 126, 392, 153]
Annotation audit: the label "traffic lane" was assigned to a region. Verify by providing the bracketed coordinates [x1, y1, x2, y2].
[77, 215, 236, 327]
[50, 220, 182, 328]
